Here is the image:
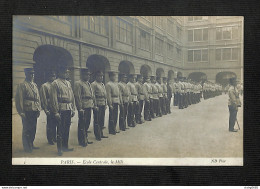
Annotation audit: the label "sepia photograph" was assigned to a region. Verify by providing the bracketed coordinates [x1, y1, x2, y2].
[12, 16, 243, 165]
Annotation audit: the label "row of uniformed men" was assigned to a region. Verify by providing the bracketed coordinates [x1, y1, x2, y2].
[202, 81, 223, 100]
[172, 78, 203, 109]
[15, 67, 173, 156]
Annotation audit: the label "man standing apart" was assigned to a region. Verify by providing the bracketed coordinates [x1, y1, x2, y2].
[91, 71, 108, 140]
[74, 68, 96, 146]
[49, 66, 75, 156]
[15, 68, 41, 153]
[228, 77, 241, 132]
[40, 71, 56, 145]
[106, 71, 122, 135]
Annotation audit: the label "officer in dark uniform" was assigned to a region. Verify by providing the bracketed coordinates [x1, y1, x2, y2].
[118, 73, 130, 131]
[40, 71, 57, 145]
[106, 71, 122, 135]
[15, 68, 41, 153]
[74, 68, 96, 147]
[91, 71, 108, 140]
[135, 74, 145, 124]
[49, 66, 76, 156]
[228, 77, 241, 132]
[155, 76, 163, 117]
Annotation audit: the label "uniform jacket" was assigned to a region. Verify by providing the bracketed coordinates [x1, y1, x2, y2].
[105, 81, 122, 106]
[155, 82, 163, 98]
[118, 81, 130, 103]
[135, 82, 145, 101]
[39, 81, 52, 114]
[49, 78, 75, 114]
[127, 82, 138, 102]
[143, 82, 152, 101]
[91, 81, 107, 106]
[151, 83, 159, 99]
[15, 80, 41, 115]
[74, 80, 95, 110]
[228, 86, 241, 109]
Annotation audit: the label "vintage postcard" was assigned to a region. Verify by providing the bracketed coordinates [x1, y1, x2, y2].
[12, 16, 243, 166]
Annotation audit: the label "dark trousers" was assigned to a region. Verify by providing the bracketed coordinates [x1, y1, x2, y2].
[136, 100, 144, 123]
[57, 110, 72, 152]
[158, 97, 163, 116]
[166, 97, 171, 113]
[174, 93, 178, 106]
[22, 111, 38, 152]
[128, 101, 137, 126]
[108, 103, 119, 134]
[93, 105, 105, 140]
[162, 97, 167, 115]
[179, 94, 183, 109]
[144, 100, 151, 120]
[150, 99, 155, 118]
[78, 108, 91, 145]
[119, 103, 128, 131]
[229, 106, 238, 131]
[46, 113, 57, 143]
[153, 99, 160, 116]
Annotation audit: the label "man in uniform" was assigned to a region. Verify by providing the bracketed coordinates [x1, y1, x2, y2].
[161, 77, 168, 115]
[49, 66, 75, 156]
[91, 71, 108, 140]
[40, 71, 56, 145]
[74, 68, 97, 146]
[15, 68, 41, 153]
[150, 76, 159, 117]
[166, 78, 173, 114]
[106, 71, 122, 135]
[127, 74, 139, 127]
[155, 76, 163, 117]
[118, 73, 130, 131]
[135, 74, 145, 124]
[228, 77, 241, 132]
[143, 76, 152, 121]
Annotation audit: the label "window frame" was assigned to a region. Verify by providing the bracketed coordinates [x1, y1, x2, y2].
[216, 25, 239, 41]
[115, 17, 133, 45]
[187, 27, 208, 42]
[215, 47, 239, 61]
[187, 48, 208, 63]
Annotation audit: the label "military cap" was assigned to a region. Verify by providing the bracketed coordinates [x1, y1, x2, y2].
[119, 73, 128, 78]
[24, 68, 34, 73]
[108, 71, 119, 76]
[46, 70, 56, 77]
[95, 70, 104, 76]
[156, 76, 161, 80]
[229, 77, 237, 83]
[57, 65, 69, 73]
[136, 74, 143, 79]
[80, 67, 91, 74]
[129, 73, 137, 78]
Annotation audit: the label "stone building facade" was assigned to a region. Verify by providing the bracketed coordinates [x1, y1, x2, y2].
[13, 16, 243, 97]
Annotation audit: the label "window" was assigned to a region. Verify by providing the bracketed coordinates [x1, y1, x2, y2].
[155, 37, 164, 55]
[167, 43, 174, 58]
[188, 16, 208, 22]
[216, 47, 239, 61]
[116, 18, 133, 44]
[216, 26, 239, 40]
[83, 16, 107, 36]
[167, 19, 174, 36]
[155, 17, 164, 29]
[177, 26, 182, 39]
[188, 28, 208, 42]
[138, 29, 151, 51]
[188, 49, 208, 62]
[176, 47, 182, 60]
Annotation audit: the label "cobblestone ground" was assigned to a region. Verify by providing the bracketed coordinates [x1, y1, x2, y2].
[12, 94, 243, 158]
